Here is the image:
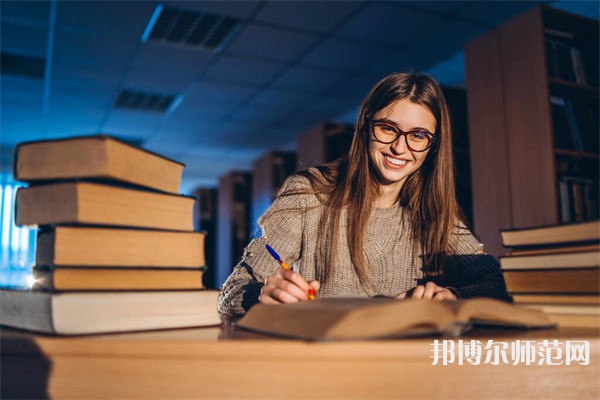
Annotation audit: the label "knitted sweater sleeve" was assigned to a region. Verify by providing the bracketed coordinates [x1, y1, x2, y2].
[439, 223, 512, 302]
[217, 174, 310, 317]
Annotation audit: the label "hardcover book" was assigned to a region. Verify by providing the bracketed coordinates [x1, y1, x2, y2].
[37, 227, 205, 268]
[14, 135, 184, 194]
[0, 289, 220, 335]
[237, 298, 554, 341]
[16, 181, 195, 231]
[33, 267, 204, 291]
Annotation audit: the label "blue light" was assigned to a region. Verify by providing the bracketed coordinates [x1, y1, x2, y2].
[168, 94, 184, 113]
[141, 4, 163, 42]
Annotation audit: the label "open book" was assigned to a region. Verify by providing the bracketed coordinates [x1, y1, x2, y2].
[237, 298, 555, 340]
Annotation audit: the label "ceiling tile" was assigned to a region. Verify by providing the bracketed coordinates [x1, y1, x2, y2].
[458, 1, 546, 26]
[412, 18, 490, 58]
[255, 1, 361, 34]
[226, 23, 320, 63]
[101, 109, 164, 137]
[167, 1, 262, 19]
[0, 21, 48, 55]
[321, 74, 380, 103]
[171, 99, 233, 121]
[203, 55, 284, 87]
[1, 77, 44, 104]
[300, 38, 386, 73]
[272, 65, 345, 94]
[400, 1, 472, 15]
[367, 47, 444, 77]
[124, 43, 214, 93]
[335, 2, 443, 47]
[185, 81, 256, 105]
[1, 0, 50, 27]
[244, 88, 313, 115]
[55, 1, 155, 40]
[52, 31, 137, 69]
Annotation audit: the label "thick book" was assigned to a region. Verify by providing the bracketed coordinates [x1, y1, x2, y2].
[37, 227, 205, 268]
[14, 135, 184, 194]
[33, 267, 204, 291]
[0, 289, 220, 335]
[503, 268, 599, 294]
[16, 181, 195, 231]
[509, 242, 600, 256]
[512, 294, 599, 304]
[500, 220, 600, 247]
[500, 250, 599, 270]
[519, 303, 598, 316]
[236, 298, 554, 341]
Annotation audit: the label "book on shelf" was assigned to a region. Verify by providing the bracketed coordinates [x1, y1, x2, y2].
[500, 220, 600, 247]
[14, 135, 184, 194]
[502, 268, 598, 294]
[0, 289, 221, 335]
[32, 267, 204, 291]
[237, 297, 554, 341]
[544, 28, 587, 85]
[37, 226, 205, 268]
[15, 181, 195, 231]
[557, 176, 598, 223]
[500, 250, 599, 270]
[569, 99, 599, 154]
[550, 97, 578, 151]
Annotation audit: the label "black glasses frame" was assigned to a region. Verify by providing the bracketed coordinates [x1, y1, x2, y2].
[370, 119, 436, 152]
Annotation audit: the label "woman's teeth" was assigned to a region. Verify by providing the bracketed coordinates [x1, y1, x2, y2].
[385, 156, 407, 166]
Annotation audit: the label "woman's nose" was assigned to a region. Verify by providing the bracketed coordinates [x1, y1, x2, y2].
[390, 133, 409, 154]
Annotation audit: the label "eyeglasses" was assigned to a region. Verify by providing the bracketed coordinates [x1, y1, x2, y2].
[370, 119, 436, 152]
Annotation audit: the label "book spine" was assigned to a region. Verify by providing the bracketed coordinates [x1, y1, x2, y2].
[564, 100, 584, 151]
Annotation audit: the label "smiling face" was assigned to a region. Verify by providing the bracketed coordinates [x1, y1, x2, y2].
[368, 99, 437, 195]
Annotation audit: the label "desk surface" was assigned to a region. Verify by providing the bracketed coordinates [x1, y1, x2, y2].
[2, 323, 599, 399]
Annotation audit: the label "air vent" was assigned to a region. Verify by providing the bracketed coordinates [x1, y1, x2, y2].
[1, 52, 45, 79]
[142, 5, 241, 50]
[113, 89, 176, 113]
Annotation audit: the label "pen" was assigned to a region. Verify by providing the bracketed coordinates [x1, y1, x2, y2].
[265, 244, 315, 300]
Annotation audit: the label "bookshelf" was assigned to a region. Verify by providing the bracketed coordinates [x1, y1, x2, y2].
[465, 5, 599, 256]
[216, 171, 252, 287]
[192, 188, 218, 289]
[296, 121, 354, 170]
[251, 151, 296, 238]
[442, 86, 473, 225]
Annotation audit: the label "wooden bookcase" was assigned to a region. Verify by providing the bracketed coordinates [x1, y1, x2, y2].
[215, 171, 252, 287]
[465, 5, 599, 256]
[296, 121, 354, 170]
[251, 150, 296, 238]
[192, 187, 217, 289]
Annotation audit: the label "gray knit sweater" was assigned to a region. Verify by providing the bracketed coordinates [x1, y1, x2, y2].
[218, 172, 511, 317]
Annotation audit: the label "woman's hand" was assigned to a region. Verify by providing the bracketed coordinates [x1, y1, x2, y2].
[259, 268, 320, 304]
[395, 281, 457, 301]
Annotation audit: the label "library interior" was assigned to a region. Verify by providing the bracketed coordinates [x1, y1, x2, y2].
[1, 1, 599, 399]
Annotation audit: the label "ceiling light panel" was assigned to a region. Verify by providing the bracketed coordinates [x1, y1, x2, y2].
[113, 89, 176, 112]
[144, 4, 241, 50]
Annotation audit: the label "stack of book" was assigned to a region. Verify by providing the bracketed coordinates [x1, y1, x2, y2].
[500, 220, 600, 327]
[0, 135, 220, 335]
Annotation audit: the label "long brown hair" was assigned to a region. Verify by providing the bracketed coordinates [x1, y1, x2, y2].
[295, 72, 463, 287]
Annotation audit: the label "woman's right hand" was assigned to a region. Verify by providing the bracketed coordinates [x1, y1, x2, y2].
[259, 268, 320, 304]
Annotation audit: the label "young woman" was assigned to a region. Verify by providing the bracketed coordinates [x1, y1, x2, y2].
[218, 72, 511, 316]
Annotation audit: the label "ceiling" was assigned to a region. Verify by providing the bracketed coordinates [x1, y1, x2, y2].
[1, 0, 598, 192]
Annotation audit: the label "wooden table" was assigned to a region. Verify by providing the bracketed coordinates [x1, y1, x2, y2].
[1, 322, 599, 399]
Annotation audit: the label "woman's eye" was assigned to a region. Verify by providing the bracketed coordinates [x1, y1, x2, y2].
[409, 131, 427, 140]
